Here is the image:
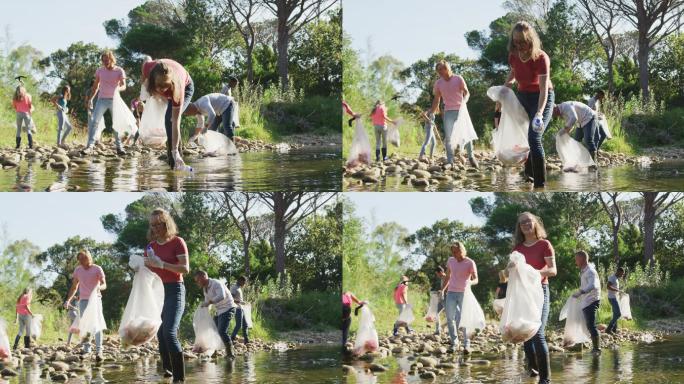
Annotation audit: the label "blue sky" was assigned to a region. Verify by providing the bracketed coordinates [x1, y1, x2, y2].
[0, 193, 143, 250]
[344, 0, 507, 66]
[346, 192, 488, 233]
[0, 0, 146, 56]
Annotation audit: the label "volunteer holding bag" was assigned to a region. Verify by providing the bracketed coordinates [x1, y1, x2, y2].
[194, 270, 236, 358]
[392, 275, 413, 336]
[144, 209, 190, 383]
[512, 212, 557, 384]
[13, 288, 33, 350]
[441, 241, 478, 355]
[571, 251, 601, 354]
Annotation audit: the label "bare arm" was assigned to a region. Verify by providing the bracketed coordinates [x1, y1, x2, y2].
[469, 270, 479, 286]
[441, 268, 450, 294]
[504, 70, 516, 87]
[99, 273, 107, 292]
[118, 77, 127, 92]
[64, 277, 80, 307]
[607, 282, 620, 292]
[540, 254, 557, 277]
[87, 76, 100, 108]
[162, 254, 190, 275]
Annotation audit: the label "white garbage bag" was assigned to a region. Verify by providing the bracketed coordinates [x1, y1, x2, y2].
[487, 86, 530, 166]
[77, 285, 107, 337]
[598, 116, 612, 139]
[492, 298, 505, 317]
[459, 284, 486, 336]
[242, 303, 253, 328]
[112, 92, 139, 138]
[118, 255, 164, 347]
[396, 304, 415, 325]
[555, 130, 596, 171]
[138, 95, 168, 147]
[0, 318, 11, 360]
[192, 307, 225, 355]
[559, 295, 591, 347]
[449, 98, 478, 151]
[619, 293, 632, 320]
[499, 251, 544, 343]
[387, 119, 401, 147]
[346, 119, 371, 167]
[30, 314, 43, 340]
[353, 305, 379, 356]
[425, 292, 440, 322]
[197, 130, 238, 156]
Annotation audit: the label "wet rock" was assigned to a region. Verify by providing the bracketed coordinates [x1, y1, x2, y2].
[412, 169, 431, 179]
[1, 368, 18, 377]
[419, 371, 437, 379]
[45, 182, 67, 192]
[412, 178, 429, 187]
[368, 363, 388, 372]
[49, 362, 70, 372]
[342, 364, 355, 374]
[417, 356, 438, 368]
[50, 373, 68, 382]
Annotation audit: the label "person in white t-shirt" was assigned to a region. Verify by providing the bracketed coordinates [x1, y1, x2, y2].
[185, 93, 238, 141]
[606, 267, 625, 334]
[572, 250, 601, 354]
[194, 270, 236, 358]
[230, 276, 250, 344]
[552, 101, 599, 162]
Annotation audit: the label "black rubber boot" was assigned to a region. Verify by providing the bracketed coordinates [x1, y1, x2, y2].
[170, 351, 185, 382]
[24, 336, 31, 349]
[375, 149, 381, 162]
[13, 335, 20, 350]
[160, 352, 173, 378]
[381, 147, 387, 161]
[167, 144, 175, 169]
[225, 339, 235, 359]
[15, 137, 21, 149]
[523, 156, 534, 183]
[591, 335, 601, 353]
[27, 135, 33, 149]
[531, 154, 546, 188]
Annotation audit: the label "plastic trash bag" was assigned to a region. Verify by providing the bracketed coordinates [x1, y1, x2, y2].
[77, 286, 107, 337]
[69, 316, 80, 335]
[30, 314, 43, 340]
[449, 98, 478, 151]
[197, 130, 238, 156]
[492, 298, 505, 317]
[346, 119, 372, 167]
[242, 303, 253, 328]
[353, 305, 379, 356]
[619, 293, 632, 320]
[138, 95, 168, 147]
[598, 116, 612, 139]
[192, 307, 224, 355]
[118, 255, 164, 347]
[0, 318, 11, 360]
[112, 92, 139, 139]
[387, 119, 401, 147]
[487, 86, 530, 166]
[460, 284, 486, 336]
[559, 295, 591, 347]
[396, 303, 415, 325]
[425, 292, 440, 322]
[555, 130, 595, 171]
[499, 251, 544, 343]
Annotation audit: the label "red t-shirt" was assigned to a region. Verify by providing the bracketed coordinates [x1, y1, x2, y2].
[508, 51, 553, 93]
[393, 283, 407, 304]
[513, 239, 554, 284]
[144, 236, 188, 283]
[143, 59, 190, 107]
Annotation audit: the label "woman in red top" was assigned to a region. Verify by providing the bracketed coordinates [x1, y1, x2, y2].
[512, 212, 557, 384]
[505, 21, 555, 188]
[12, 86, 35, 149]
[142, 58, 195, 170]
[13, 288, 33, 350]
[144, 208, 190, 382]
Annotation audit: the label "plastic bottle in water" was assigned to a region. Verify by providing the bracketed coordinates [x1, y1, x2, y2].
[175, 164, 193, 172]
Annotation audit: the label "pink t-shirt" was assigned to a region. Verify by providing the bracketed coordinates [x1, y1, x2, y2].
[342, 292, 352, 306]
[95, 66, 126, 98]
[15, 294, 31, 316]
[143, 59, 191, 107]
[433, 75, 465, 111]
[12, 95, 32, 113]
[73, 265, 105, 300]
[447, 256, 477, 292]
[371, 105, 387, 126]
[393, 283, 408, 304]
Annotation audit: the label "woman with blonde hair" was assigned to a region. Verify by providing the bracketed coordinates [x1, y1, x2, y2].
[52, 85, 73, 147]
[505, 21, 555, 188]
[143, 208, 190, 382]
[441, 241, 478, 355]
[13, 288, 34, 350]
[12, 85, 35, 149]
[141, 58, 195, 170]
[512, 212, 557, 384]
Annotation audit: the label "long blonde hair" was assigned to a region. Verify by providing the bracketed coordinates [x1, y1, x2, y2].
[508, 21, 543, 60]
[147, 61, 183, 105]
[514, 211, 548, 245]
[450, 241, 467, 257]
[102, 50, 117, 69]
[147, 208, 179, 242]
[77, 249, 93, 265]
[435, 60, 453, 77]
[13, 86, 27, 102]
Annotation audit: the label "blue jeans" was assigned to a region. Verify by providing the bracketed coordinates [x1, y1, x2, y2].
[57, 110, 72, 145]
[573, 117, 598, 152]
[87, 98, 122, 148]
[516, 90, 555, 159]
[215, 308, 235, 345]
[442, 110, 474, 164]
[165, 78, 195, 146]
[231, 307, 250, 343]
[582, 300, 600, 340]
[374, 125, 387, 150]
[444, 291, 468, 347]
[607, 297, 621, 333]
[158, 282, 186, 365]
[419, 121, 436, 157]
[595, 121, 608, 151]
[523, 284, 550, 382]
[209, 102, 236, 139]
[79, 299, 102, 353]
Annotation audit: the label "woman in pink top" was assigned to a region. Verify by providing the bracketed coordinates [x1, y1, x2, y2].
[392, 275, 413, 336]
[512, 212, 556, 384]
[441, 241, 478, 354]
[64, 249, 107, 362]
[13, 288, 33, 350]
[428, 60, 478, 168]
[370, 100, 395, 162]
[505, 21, 555, 188]
[342, 291, 363, 348]
[142, 57, 195, 171]
[12, 86, 34, 149]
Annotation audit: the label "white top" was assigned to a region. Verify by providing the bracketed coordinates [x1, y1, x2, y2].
[220, 84, 232, 97]
[607, 274, 619, 299]
[203, 278, 235, 315]
[230, 283, 244, 308]
[579, 263, 601, 308]
[194, 93, 234, 128]
[558, 101, 596, 129]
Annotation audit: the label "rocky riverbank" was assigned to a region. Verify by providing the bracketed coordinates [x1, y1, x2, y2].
[343, 150, 667, 189]
[343, 323, 665, 380]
